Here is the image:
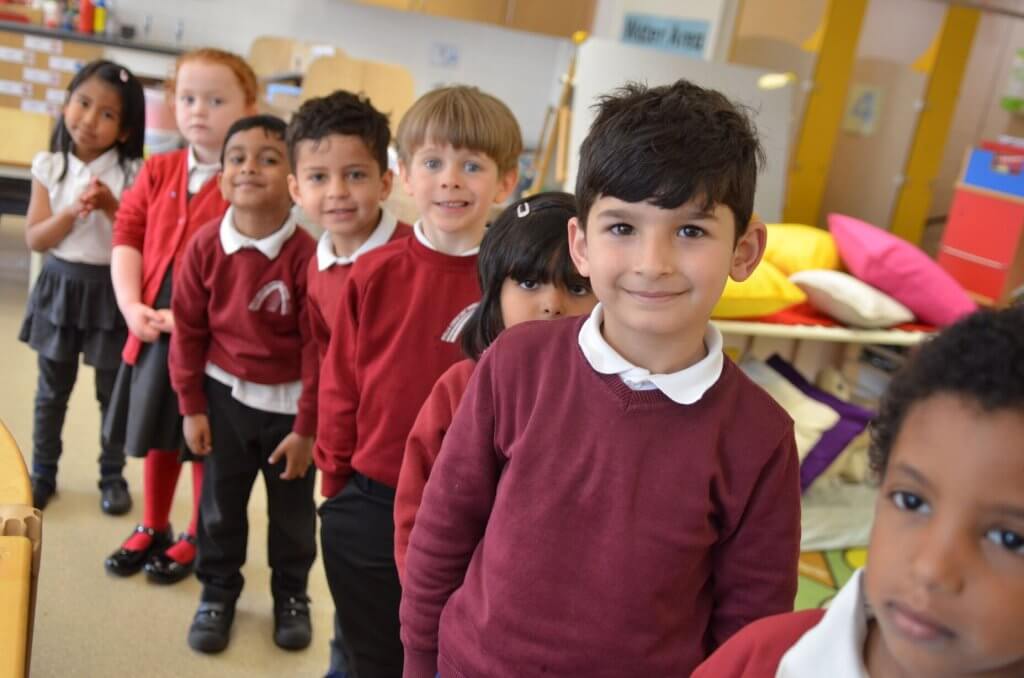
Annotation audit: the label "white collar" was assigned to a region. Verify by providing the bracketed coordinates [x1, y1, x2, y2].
[70, 147, 119, 177]
[577, 303, 724, 405]
[413, 220, 479, 256]
[776, 569, 870, 678]
[187, 145, 221, 175]
[316, 208, 398, 271]
[219, 206, 298, 260]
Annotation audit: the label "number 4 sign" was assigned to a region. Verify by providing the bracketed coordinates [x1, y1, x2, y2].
[843, 85, 883, 136]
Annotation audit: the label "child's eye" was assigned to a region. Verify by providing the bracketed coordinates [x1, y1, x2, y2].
[181, 95, 195, 104]
[569, 283, 592, 297]
[261, 155, 280, 165]
[679, 225, 706, 238]
[227, 154, 244, 165]
[424, 158, 441, 170]
[464, 161, 482, 173]
[609, 223, 634, 236]
[985, 529, 1024, 554]
[210, 97, 224, 107]
[891, 490, 931, 514]
[307, 173, 326, 183]
[518, 279, 539, 290]
[347, 170, 367, 181]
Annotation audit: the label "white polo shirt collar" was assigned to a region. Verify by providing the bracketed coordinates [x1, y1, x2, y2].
[413, 220, 479, 256]
[219, 206, 297, 260]
[316, 208, 398, 271]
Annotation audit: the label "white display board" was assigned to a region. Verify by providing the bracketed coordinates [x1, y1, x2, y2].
[566, 38, 794, 222]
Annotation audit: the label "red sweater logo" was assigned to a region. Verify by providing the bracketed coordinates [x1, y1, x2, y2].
[249, 280, 291, 315]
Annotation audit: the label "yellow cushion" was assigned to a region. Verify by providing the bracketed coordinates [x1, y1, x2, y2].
[764, 223, 841, 275]
[712, 260, 807, 319]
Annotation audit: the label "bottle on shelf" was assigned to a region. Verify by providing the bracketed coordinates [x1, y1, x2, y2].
[93, 0, 107, 35]
[77, 0, 94, 34]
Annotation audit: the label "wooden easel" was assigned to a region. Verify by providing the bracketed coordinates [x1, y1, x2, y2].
[528, 31, 587, 195]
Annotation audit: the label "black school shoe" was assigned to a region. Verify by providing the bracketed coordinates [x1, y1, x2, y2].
[273, 595, 312, 650]
[144, 533, 196, 585]
[30, 475, 56, 510]
[104, 524, 174, 576]
[188, 600, 236, 654]
[98, 477, 132, 515]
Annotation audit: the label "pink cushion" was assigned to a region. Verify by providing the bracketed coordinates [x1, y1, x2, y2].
[828, 213, 977, 326]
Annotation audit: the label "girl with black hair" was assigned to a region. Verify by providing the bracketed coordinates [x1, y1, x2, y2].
[20, 59, 145, 514]
[393, 191, 596, 580]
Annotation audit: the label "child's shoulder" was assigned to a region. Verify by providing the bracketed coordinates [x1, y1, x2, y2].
[349, 236, 413, 282]
[141, 147, 188, 178]
[719, 357, 794, 435]
[485, 316, 582, 369]
[30, 151, 63, 188]
[693, 608, 824, 677]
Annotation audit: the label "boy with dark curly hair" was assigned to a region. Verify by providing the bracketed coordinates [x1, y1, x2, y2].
[401, 79, 800, 678]
[695, 306, 1024, 677]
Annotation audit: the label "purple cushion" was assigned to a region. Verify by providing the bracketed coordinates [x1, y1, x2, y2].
[766, 355, 874, 492]
[828, 213, 976, 327]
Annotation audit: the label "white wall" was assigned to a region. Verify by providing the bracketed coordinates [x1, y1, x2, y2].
[112, 0, 572, 146]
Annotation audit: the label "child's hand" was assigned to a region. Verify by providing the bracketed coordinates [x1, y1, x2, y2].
[151, 309, 175, 334]
[267, 433, 313, 480]
[183, 414, 213, 456]
[124, 301, 162, 343]
[80, 179, 118, 219]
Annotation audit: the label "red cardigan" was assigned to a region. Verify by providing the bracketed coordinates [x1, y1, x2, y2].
[112, 149, 229, 365]
[394, 358, 476, 581]
[692, 609, 824, 677]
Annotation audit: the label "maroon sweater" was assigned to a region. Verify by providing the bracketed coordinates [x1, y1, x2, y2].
[400, 316, 802, 678]
[169, 218, 318, 435]
[315, 235, 480, 496]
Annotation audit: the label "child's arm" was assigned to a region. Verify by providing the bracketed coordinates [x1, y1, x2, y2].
[111, 160, 161, 342]
[313, 276, 362, 494]
[24, 178, 81, 252]
[167, 237, 213, 436]
[400, 354, 504, 678]
[709, 429, 801, 649]
[394, 365, 470, 582]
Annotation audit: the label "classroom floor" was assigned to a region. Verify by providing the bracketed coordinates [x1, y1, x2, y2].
[0, 215, 333, 676]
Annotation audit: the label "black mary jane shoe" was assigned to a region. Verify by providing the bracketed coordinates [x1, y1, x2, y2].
[273, 594, 312, 650]
[144, 533, 196, 585]
[98, 477, 132, 516]
[104, 524, 174, 577]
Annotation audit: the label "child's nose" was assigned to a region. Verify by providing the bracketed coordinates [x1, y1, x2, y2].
[910, 524, 966, 595]
[328, 176, 350, 197]
[634, 235, 674, 276]
[541, 289, 566, 317]
[440, 166, 462, 189]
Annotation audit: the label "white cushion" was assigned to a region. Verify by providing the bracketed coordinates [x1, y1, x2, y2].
[790, 269, 915, 328]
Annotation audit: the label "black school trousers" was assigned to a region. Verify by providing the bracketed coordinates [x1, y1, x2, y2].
[197, 378, 317, 604]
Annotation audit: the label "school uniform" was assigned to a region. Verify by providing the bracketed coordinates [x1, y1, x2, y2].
[19, 149, 139, 483]
[316, 222, 480, 677]
[305, 208, 410, 676]
[692, 570, 870, 677]
[400, 306, 802, 678]
[169, 207, 318, 604]
[103, 147, 228, 457]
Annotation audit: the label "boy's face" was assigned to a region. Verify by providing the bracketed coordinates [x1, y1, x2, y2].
[399, 143, 516, 236]
[174, 61, 253, 155]
[288, 134, 392, 238]
[219, 128, 291, 212]
[568, 195, 764, 355]
[865, 394, 1024, 677]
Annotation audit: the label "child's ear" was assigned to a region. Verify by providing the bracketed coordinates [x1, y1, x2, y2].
[729, 216, 767, 282]
[567, 216, 591, 278]
[398, 160, 413, 196]
[379, 168, 394, 201]
[493, 168, 518, 204]
[287, 173, 301, 204]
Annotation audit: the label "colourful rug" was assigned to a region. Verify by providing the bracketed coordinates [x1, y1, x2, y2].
[795, 547, 867, 610]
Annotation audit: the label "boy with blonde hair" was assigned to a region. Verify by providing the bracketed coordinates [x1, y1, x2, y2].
[315, 85, 521, 677]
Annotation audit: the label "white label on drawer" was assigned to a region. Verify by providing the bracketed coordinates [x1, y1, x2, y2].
[20, 99, 56, 115]
[24, 36, 62, 54]
[0, 47, 29, 64]
[23, 67, 59, 86]
[0, 79, 32, 97]
[46, 87, 66, 104]
[48, 56, 82, 73]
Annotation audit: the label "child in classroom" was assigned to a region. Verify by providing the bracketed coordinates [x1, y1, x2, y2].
[393, 190, 596, 580]
[694, 306, 1024, 678]
[20, 59, 145, 514]
[168, 114, 318, 654]
[284, 89, 412, 678]
[102, 48, 258, 585]
[315, 85, 521, 677]
[400, 79, 802, 678]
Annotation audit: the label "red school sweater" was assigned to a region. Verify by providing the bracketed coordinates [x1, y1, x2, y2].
[314, 235, 479, 496]
[400, 316, 802, 678]
[168, 218, 318, 436]
[691, 609, 824, 677]
[306, 221, 412, 361]
[393, 358, 476, 581]
[112, 148, 229, 365]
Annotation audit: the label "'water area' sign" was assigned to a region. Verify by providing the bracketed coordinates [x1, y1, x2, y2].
[620, 13, 710, 59]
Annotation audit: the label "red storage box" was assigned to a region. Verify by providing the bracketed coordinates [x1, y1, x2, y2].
[938, 184, 1024, 305]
